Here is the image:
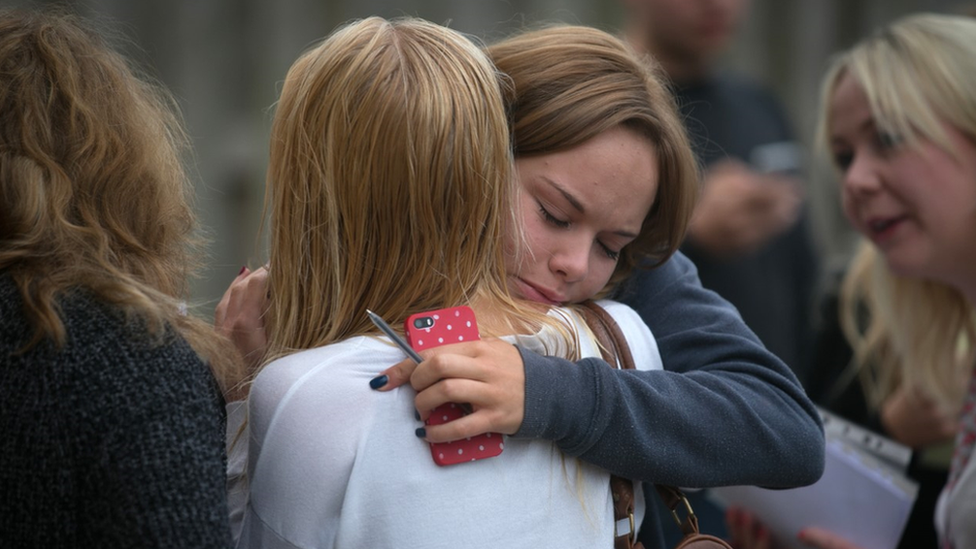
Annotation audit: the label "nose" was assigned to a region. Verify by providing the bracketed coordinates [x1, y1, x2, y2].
[842, 153, 882, 197]
[549, 240, 589, 283]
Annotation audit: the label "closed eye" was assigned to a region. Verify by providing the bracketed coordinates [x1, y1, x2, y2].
[598, 242, 620, 260]
[538, 204, 570, 228]
[877, 131, 904, 152]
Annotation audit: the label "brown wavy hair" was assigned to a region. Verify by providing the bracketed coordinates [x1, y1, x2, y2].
[0, 9, 239, 387]
[488, 25, 700, 296]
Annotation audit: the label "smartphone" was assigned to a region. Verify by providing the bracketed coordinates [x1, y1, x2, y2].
[404, 305, 504, 466]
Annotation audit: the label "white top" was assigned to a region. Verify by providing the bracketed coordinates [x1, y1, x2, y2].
[936, 441, 976, 548]
[227, 300, 661, 549]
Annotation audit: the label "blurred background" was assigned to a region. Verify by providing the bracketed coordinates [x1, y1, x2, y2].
[4, 0, 971, 316]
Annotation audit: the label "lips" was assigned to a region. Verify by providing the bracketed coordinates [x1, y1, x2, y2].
[513, 277, 564, 306]
[865, 214, 908, 241]
[869, 218, 899, 232]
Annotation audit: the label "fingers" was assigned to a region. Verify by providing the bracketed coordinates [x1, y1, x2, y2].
[707, 158, 752, 178]
[215, 266, 271, 380]
[369, 340, 489, 392]
[407, 342, 498, 391]
[690, 165, 801, 256]
[798, 528, 864, 549]
[763, 179, 803, 230]
[370, 357, 419, 392]
[413, 377, 485, 419]
[725, 507, 773, 549]
[369, 338, 525, 439]
[413, 373, 524, 436]
[420, 408, 496, 443]
[725, 510, 867, 549]
[215, 266, 250, 329]
[371, 338, 520, 391]
[743, 179, 801, 243]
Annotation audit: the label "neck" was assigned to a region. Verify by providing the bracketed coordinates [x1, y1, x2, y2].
[467, 293, 547, 337]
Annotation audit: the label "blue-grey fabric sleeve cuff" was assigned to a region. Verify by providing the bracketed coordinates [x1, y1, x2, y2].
[513, 345, 602, 446]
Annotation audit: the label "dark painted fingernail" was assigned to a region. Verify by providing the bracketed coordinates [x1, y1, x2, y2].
[369, 375, 388, 390]
[415, 427, 426, 438]
[414, 409, 421, 421]
[238, 265, 248, 275]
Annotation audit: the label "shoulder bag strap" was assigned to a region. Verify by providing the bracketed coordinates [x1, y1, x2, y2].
[576, 300, 733, 549]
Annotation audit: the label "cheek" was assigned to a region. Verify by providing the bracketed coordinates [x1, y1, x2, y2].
[507, 213, 551, 274]
[581, 255, 618, 298]
[590, 261, 617, 294]
[570, 258, 616, 303]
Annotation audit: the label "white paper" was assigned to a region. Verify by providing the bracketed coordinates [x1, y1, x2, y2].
[711, 437, 918, 549]
[819, 407, 912, 473]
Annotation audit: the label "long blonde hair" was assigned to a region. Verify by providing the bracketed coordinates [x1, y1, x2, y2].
[261, 17, 543, 363]
[835, 241, 974, 410]
[0, 9, 238, 385]
[817, 14, 976, 409]
[488, 25, 700, 296]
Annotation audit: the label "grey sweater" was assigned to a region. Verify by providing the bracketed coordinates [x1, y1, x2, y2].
[0, 276, 231, 548]
[515, 252, 824, 548]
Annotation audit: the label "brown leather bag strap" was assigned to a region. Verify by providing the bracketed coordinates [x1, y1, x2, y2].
[577, 301, 643, 549]
[578, 300, 636, 370]
[655, 485, 700, 537]
[576, 301, 733, 549]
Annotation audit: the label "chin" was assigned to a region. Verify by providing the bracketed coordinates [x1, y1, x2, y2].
[881, 249, 936, 282]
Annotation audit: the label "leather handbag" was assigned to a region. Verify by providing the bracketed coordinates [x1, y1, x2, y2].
[576, 300, 734, 549]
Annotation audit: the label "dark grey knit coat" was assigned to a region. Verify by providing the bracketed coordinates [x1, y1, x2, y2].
[0, 275, 231, 548]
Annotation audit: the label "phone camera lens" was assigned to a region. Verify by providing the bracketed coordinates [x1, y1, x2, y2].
[413, 317, 435, 329]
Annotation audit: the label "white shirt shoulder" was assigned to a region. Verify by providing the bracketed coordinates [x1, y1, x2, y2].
[229, 303, 660, 548]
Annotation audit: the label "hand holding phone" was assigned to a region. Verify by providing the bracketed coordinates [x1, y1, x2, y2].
[404, 306, 504, 466]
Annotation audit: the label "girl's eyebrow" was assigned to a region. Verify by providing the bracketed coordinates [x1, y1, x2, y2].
[542, 176, 585, 213]
[542, 176, 639, 239]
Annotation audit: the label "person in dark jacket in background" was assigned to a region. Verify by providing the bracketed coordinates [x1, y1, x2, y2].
[623, 0, 819, 382]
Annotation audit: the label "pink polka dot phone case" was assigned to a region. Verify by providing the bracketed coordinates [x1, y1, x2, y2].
[404, 306, 505, 466]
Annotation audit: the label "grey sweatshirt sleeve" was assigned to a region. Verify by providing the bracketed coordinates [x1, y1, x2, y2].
[514, 251, 824, 488]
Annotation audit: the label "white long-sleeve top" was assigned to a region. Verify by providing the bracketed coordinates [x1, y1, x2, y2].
[227, 300, 661, 549]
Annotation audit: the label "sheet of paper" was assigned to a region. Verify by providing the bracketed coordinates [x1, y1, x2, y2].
[818, 407, 912, 473]
[711, 437, 918, 549]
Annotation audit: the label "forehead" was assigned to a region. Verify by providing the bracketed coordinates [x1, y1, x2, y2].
[525, 127, 658, 220]
[829, 74, 873, 138]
